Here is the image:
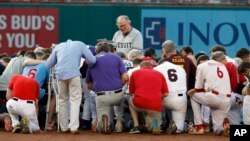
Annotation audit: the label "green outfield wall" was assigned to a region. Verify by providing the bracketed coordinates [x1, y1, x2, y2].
[0, 3, 249, 57]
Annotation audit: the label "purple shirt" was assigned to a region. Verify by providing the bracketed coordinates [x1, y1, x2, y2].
[86, 52, 127, 92]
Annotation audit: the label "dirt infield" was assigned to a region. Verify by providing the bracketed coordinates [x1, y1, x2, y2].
[0, 130, 229, 141]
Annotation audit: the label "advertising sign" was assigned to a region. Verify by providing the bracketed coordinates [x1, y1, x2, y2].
[0, 8, 58, 54]
[142, 9, 250, 57]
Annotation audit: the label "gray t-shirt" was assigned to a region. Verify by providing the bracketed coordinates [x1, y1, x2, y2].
[112, 27, 143, 55]
[0, 56, 25, 91]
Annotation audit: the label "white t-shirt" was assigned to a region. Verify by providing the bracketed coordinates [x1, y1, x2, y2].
[154, 61, 187, 94]
[112, 27, 143, 55]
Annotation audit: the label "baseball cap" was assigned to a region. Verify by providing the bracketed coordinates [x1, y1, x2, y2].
[162, 40, 176, 52]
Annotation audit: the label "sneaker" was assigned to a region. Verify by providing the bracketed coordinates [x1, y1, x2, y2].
[102, 114, 110, 134]
[166, 120, 177, 135]
[187, 121, 194, 132]
[188, 125, 204, 135]
[12, 124, 22, 133]
[152, 118, 161, 135]
[223, 117, 230, 137]
[129, 126, 140, 134]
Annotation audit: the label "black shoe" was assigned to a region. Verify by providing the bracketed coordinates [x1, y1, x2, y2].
[80, 119, 91, 130]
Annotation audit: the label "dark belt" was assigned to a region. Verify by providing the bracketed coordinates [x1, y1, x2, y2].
[13, 98, 34, 104]
[97, 89, 122, 96]
[178, 93, 183, 97]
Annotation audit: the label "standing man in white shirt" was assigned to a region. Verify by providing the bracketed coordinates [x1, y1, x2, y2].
[45, 40, 96, 134]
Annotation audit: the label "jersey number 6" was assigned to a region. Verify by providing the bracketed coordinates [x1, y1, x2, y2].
[217, 67, 224, 78]
[28, 68, 38, 78]
[167, 69, 178, 82]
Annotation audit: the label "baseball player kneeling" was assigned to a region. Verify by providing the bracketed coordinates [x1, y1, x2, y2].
[6, 75, 41, 133]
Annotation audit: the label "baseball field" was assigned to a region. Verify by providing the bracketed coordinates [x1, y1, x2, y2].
[0, 130, 229, 141]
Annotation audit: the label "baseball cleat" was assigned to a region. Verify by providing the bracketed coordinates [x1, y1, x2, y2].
[166, 120, 177, 135]
[188, 125, 204, 135]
